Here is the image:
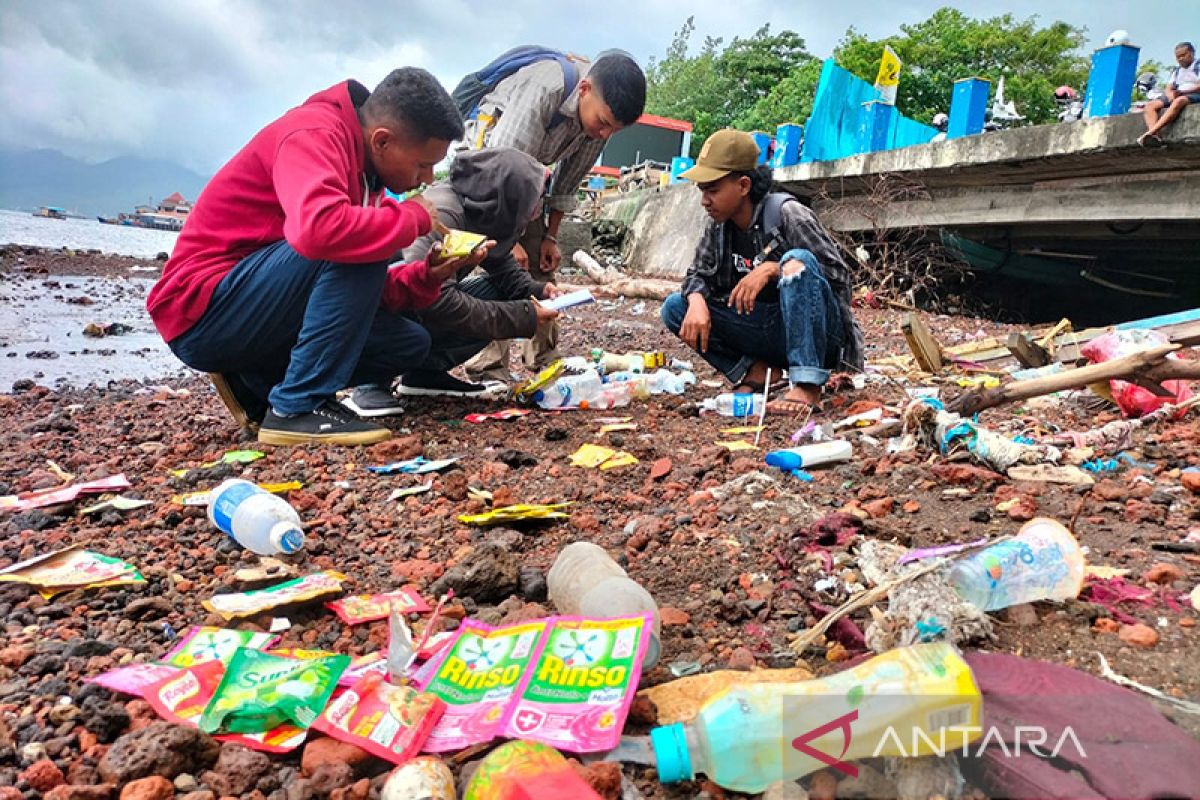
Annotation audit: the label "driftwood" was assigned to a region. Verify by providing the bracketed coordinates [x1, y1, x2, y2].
[949, 344, 1200, 415]
[568, 251, 678, 301]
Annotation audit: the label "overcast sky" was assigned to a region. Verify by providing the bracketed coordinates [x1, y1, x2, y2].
[1, 1, 1193, 174]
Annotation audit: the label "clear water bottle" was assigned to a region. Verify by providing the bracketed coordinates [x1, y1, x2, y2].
[949, 518, 1085, 611]
[533, 370, 604, 409]
[207, 478, 305, 556]
[547, 542, 661, 667]
[701, 392, 765, 417]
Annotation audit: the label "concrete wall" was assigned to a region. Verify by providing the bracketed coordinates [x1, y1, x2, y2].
[597, 183, 708, 279]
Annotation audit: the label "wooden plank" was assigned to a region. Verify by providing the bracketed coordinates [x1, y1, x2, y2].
[1006, 333, 1051, 368]
[902, 313, 944, 373]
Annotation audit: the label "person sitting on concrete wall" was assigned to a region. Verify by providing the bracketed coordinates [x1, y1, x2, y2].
[661, 129, 865, 414]
[343, 148, 564, 416]
[457, 49, 647, 382]
[147, 69, 473, 446]
[1139, 42, 1199, 147]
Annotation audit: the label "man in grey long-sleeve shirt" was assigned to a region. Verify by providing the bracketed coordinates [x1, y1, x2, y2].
[460, 50, 646, 381]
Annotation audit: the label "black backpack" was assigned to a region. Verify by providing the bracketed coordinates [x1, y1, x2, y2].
[451, 46, 580, 131]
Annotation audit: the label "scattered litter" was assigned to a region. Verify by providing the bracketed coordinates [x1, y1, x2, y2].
[949, 519, 1085, 611]
[1082, 329, 1193, 417]
[896, 538, 990, 565]
[668, 660, 702, 678]
[905, 399, 1059, 472]
[388, 483, 433, 501]
[598, 422, 638, 434]
[313, 671, 446, 764]
[199, 647, 348, 735]
[381, 757, 456, 800]
[79, 495, 153, 514]
[232, 557, 297, 584]
[458, 503, 572, 526]
[89, 663, 180, 699]
[649, 644, 980, 793]
[464, 740, 605, 798]
[721, 425, 764, 435]
[162, 626, 277, 668]
[716, 440, 757, 452]
[464, 408, 531, 424]
[570, 443, 637, 469]
[170, 449, 265, 477]
[145, 660, 308, 752]
[327, 589, 431, 624]
[420, 613, 652, 753]
[370, 457, 460, 474]
[0, 473, 131, 512]
[203, 570, 346, 620]
[419, 618, 551, 751]
[82, 321, 133, 338]
[1007, 464, 1095, 485]
[0, 544, 144, 597]
[172, 480, 302, 506]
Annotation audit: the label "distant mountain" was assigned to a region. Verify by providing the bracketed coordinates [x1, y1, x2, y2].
[0, 148, 210, 217]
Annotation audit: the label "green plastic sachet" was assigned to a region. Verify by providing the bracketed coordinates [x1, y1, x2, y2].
[199, 647, 349, 735]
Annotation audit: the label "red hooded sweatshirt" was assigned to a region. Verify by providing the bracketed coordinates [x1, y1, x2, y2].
[147, 80, 439, 343]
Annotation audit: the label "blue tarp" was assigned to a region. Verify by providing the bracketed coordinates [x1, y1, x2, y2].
[801, 59, 936, 162]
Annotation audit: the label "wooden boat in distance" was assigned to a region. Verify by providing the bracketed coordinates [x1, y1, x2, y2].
[33, 206, 67, 220]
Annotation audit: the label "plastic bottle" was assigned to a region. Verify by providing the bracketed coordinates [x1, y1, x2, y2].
[949, 517, 1085, 611]
[382, 757, 455, 800]
[547, 542, 661, 667]
[765, 441, 853, 471]
[463, 740, 601, 800]
[207, 479, 305, 556]
[701, 393, 765, 417]
[533, 370, 604, 409]
[650, 643, 982, 794]
[650, 369, 695, 395]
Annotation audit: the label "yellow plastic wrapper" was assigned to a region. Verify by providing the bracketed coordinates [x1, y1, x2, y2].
[439, 229, 487, 259]
[458, 503, 572, 526]
[599, 452, 639, 470]
[513, 360, 566, 403]
[570, 443, 616, 468]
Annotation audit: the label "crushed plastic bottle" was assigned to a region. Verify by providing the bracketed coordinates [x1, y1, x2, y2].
[650, 643, 981, 793]
[701, 393, 765, 417]
[547, 541, 661, 667]
[949, 518, 1085, 611]
[533, 370, 604, 409]
[207, 479, 305, 556]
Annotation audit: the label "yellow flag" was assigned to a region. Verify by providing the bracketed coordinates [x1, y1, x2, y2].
[874, 46, 901, 104]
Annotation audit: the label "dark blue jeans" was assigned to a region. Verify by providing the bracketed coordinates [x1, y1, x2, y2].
[169, 241, 431, 415]
[661, 248, 844, 386]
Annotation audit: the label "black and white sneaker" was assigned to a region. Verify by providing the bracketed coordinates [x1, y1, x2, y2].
[396, 370, 504, 398]
[341, 384, 406, 417]
[257, 400, 392, 446]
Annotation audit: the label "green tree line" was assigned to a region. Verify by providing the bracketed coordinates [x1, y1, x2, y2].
[646, 8, 1161, 157]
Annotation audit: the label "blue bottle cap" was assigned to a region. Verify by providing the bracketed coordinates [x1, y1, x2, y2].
[650, 723, 692, 784]
[271, 524, 305, 554]
[765, 450, 801, 471]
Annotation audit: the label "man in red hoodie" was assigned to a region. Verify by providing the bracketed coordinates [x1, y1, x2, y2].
[148, 68, 473, 446]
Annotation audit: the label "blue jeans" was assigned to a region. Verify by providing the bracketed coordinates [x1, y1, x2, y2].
[169, 241, 431, 415]
[661, 248, 844, 386]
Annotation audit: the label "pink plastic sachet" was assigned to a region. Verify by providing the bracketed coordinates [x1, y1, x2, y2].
[418, 613, 653, 753]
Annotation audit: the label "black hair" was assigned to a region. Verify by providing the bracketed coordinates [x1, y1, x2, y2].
[362, 67, 464, 142]
[589, 53, 646, 126]
[1178, 41, 1195, 53]
[731, 165, 775, 204]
